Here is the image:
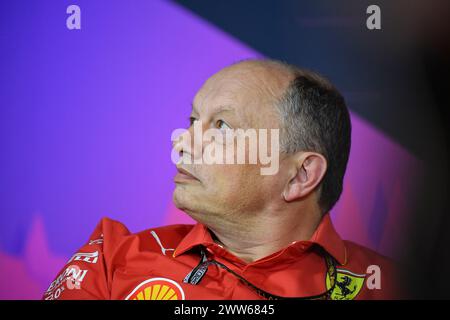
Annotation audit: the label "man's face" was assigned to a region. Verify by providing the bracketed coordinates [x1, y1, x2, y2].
[173, 62, 293, 226]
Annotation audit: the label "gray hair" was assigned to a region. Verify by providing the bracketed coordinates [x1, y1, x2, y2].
[274, 61, 352, 214]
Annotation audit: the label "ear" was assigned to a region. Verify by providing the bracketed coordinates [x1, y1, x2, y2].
[282, 152, 327, 202]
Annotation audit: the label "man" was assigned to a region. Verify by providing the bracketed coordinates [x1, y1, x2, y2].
[44, 59, 397, 300]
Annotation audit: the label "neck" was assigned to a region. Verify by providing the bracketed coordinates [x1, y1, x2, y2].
[205, 203, 323, 264]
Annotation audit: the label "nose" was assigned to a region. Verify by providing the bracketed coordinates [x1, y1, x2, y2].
[173, 123, 204, 164]
[173, 130, 191, 163]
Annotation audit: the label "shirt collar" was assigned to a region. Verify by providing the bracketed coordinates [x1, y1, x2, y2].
[172, 213, 346, 266]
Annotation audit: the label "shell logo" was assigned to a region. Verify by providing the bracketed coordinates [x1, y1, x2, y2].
[125, 277, 185, 300]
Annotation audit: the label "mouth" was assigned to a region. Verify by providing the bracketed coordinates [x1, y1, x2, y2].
[174, 166, 200, 183]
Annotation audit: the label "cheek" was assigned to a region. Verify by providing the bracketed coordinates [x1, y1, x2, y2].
[202, 164, 263, 199]
[200, 165, 239, 189]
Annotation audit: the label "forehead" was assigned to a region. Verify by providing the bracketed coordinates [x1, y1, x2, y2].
[192, 64, 290, 129]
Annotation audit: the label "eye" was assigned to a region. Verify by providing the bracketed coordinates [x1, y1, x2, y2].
[216, 119, 231, 131]
[189, 116, 197, 126]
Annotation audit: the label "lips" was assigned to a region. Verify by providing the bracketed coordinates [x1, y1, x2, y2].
[174, 166, 199, 182]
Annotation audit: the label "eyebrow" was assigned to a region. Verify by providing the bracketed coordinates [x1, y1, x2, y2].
[191, 103, 235, 115]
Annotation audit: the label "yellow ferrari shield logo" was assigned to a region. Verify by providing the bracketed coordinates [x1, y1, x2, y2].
[326, 269, 365, 300]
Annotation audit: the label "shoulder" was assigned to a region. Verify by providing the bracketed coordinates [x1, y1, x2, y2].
[91, 217, 194, 255]
[343, 240, 394, 268]
[342, 240, 401, 299]
[43, 217, 195, 300]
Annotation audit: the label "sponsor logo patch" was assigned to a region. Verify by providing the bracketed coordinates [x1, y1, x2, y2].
[326, 268, 365, 300]
[125, 277, 185, 300]
[44, 264, 88, 300]
[68, 251, 99, 264]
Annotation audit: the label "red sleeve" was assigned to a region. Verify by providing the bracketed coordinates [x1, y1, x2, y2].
[42, 217, 130, 300]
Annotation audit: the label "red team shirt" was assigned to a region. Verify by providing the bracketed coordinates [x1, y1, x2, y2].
[43, 214, 398, 300]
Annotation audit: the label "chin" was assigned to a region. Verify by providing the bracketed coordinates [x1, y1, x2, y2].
[172, 188, 185, 209]
[173, 187, 196, 211]
[173, 188, 211, 220]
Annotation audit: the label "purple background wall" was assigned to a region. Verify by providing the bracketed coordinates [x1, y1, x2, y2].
[0, 0, 420, 299]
